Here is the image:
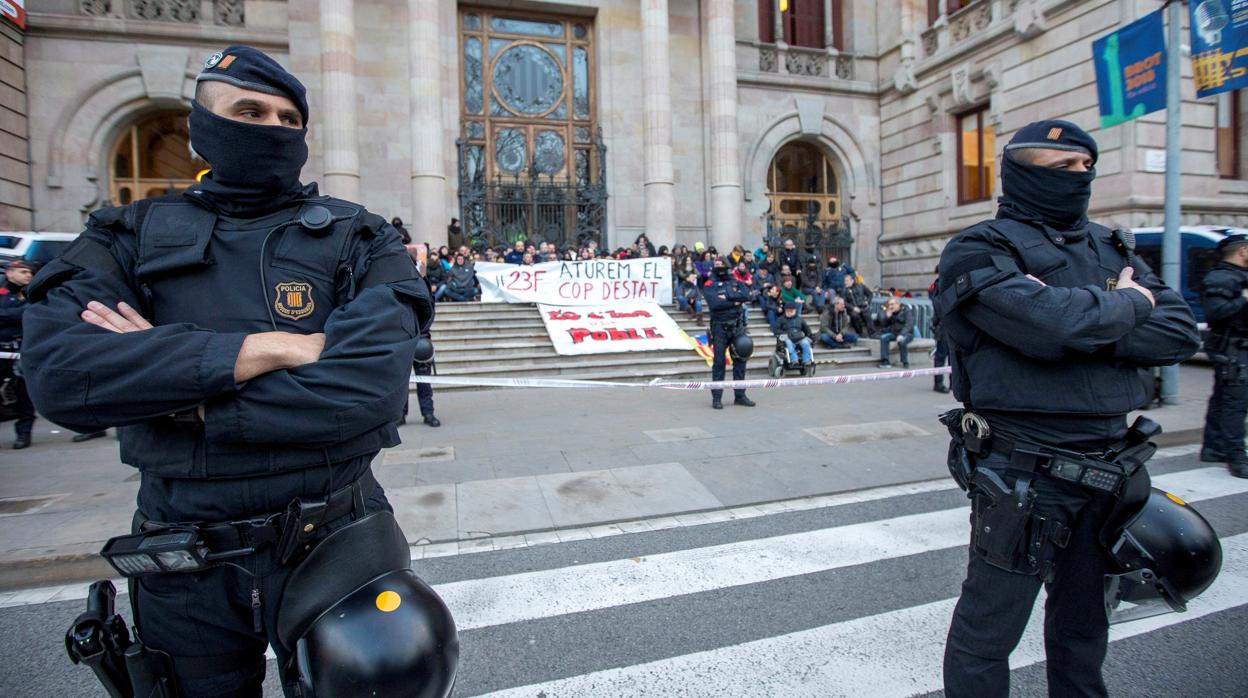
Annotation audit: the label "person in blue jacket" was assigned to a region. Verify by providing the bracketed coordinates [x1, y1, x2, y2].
[20, 46, 432, 696]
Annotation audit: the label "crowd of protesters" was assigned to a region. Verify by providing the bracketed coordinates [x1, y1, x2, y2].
[410, 227, 923, 369]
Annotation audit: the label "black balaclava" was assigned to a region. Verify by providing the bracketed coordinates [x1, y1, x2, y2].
[997, 119, 1099, 231]
[713, 264, 731, 280]
[188, 46, 311, 216]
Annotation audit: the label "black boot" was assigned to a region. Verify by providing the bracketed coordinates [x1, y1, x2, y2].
[12, 435, 29, 450]
[933, 377, 950, 394]
[1231, 461, 1248, 479]
[734, 395, 756, 407]
[712, 395, 723, 410]
[423, 414, 441, 427]
[71, 431, 108, 443]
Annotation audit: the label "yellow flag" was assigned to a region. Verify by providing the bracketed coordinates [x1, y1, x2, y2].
[779, 0, 788, 12]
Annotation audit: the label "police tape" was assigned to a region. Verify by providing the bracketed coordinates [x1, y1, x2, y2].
[0, 350, 951, 390]
[410, 366, 952, 391]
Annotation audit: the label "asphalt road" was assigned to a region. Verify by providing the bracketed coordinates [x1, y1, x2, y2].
[2, 452, 1245, 697]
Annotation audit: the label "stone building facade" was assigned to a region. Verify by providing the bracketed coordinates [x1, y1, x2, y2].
[12, 0, 1248, 289]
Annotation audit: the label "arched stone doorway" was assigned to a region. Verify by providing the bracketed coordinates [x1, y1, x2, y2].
[108, 110, 200, 206]
[765, 140, 852, 264]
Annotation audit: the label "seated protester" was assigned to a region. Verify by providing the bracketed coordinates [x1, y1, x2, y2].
[877, 297, 914, 369]
[753, 266, 776, 311]
[635, 233, 657, 257]
[775, 302, 815, 369]
[778, 274, 805, 312]
[504, 240, 526, 264]
[800, 260, 829, 313]
[821, 256, 854, 295]
[742, 250, 759, 274]
[425, 251, 448, 301]
[728, 244, 747, 267]
[676, 271, 705, 321]
[445, 252, 478, 302]
[732, 261, 754, 322]
[758, 251, 779, 276]
[694, 251, 715, 284]
[754, 242, 771, 266]
[761, 284, 784, 331]
[838, 274, 873, 337]
[818, 296, 859, 348]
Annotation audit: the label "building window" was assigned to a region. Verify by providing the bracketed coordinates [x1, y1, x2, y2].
[1217, 90, 1243, 180]
[109, 110, 200, 206]
[957, 106, 995, 205]
[759, 0, 840, 50]
[929, 0, 977, 25]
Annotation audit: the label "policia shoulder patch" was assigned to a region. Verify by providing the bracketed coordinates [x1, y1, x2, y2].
[274, 281, 315, 320]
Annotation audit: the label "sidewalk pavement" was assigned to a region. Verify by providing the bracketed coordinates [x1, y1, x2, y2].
[0, 363, 1220, 590]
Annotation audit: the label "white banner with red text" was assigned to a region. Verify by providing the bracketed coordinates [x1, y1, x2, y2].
[474, 259, 672, 305]
[539, 302, 691, 355]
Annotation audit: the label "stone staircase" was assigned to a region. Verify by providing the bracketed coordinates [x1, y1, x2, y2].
[425, 302, 934, 388]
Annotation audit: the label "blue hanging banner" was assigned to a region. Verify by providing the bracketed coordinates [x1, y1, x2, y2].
[1093, 10, 1167, 128]
[1191, 0, 1248, 98]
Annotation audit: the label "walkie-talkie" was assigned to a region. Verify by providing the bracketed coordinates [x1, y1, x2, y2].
[1112, 228, 1137, 268]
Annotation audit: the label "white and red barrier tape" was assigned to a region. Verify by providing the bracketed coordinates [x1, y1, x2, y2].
[0, 350, 951, 390]
[409, 366, 952, 391]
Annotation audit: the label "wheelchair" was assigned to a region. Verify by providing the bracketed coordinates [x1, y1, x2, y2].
[766, 335, 817, 378]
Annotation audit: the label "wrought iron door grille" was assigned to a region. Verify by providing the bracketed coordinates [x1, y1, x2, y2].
[457, 133, 607, 251]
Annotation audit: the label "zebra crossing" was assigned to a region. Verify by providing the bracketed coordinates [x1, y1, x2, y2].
[421, 461, 1248, 697]
[0, 455, 1244, 696]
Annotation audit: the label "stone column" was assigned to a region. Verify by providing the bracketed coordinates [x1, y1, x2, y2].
[409, 0, 447, 247]
[824, 0, 835, 49]
[642, 0, 676, 249]
[705, 0, 743, 251]
[772, 0, 784, 44]
[318, 0, 361, 201]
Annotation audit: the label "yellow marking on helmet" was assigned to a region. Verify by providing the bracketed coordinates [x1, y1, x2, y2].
[375, 590, 401, 613]
[1165, 491, 1187, 506]
[195, 168, 212, 182]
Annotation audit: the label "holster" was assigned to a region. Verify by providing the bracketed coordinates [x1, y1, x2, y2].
[939, 409, 975, 491]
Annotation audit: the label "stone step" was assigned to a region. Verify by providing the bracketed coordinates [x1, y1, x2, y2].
[434, 344, 883, 372]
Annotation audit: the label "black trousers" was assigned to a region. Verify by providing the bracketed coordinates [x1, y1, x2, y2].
[1202, 348, 1248, 462]
[414, 360, 434, 417]
[133, 486, 391, 697]
[709, 321, 746, 400]
[0, 360, 34, 438]
[944, 450, 1114, 698]
[933, 334, 949, 387]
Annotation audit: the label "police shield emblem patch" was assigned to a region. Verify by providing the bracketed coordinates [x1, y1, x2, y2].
[274, 281, 315, 320]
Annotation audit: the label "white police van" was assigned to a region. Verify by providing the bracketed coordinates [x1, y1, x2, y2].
[0, 232, 78, 267]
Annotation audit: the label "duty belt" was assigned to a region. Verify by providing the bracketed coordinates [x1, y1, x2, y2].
[134, 470, 376, 568]
[988, 435, 1130, 496]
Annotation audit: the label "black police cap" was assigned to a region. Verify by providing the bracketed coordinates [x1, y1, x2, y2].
[196, 46, 309, 125]
[1005, 120, 1098, 166]
[783, 302, 798, 311]
[1217, 233, 1248, 254]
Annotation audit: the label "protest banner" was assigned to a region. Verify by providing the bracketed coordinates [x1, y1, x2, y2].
[475, 259, 672, 305]
[1094, 10, 1167, 128]
[1191, 0, 1248, 98]
[539, 302, 691, 355]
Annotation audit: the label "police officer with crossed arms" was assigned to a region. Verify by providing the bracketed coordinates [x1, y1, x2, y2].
[703, 256, 755, 409]
[1200, 233, 1248, 479]
[26, 47, 456, 697]
[935, 121, 1199, 696]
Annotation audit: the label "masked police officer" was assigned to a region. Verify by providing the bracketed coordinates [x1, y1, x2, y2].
[1200, 233, 1248, 478]
[21, 47, 442, 696]
[934, 121, 1199, 696]
[704, 257, 755, 409]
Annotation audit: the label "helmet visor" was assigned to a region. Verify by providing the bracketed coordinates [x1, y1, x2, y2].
[1104, 569, 1184, 624]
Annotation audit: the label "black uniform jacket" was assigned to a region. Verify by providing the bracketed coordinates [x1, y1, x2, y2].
[20, 190, 432, 485]
[937, 216, 1198, 446]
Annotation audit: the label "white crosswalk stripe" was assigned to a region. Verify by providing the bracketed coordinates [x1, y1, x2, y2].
[437, 467, 1248, 632]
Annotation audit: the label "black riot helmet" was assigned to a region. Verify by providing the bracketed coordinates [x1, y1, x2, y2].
[413, 336, 434, 363]
[1103, 488, 1222, 624]
[730, 332, 754, 360]
[277, 512, 459, 697]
